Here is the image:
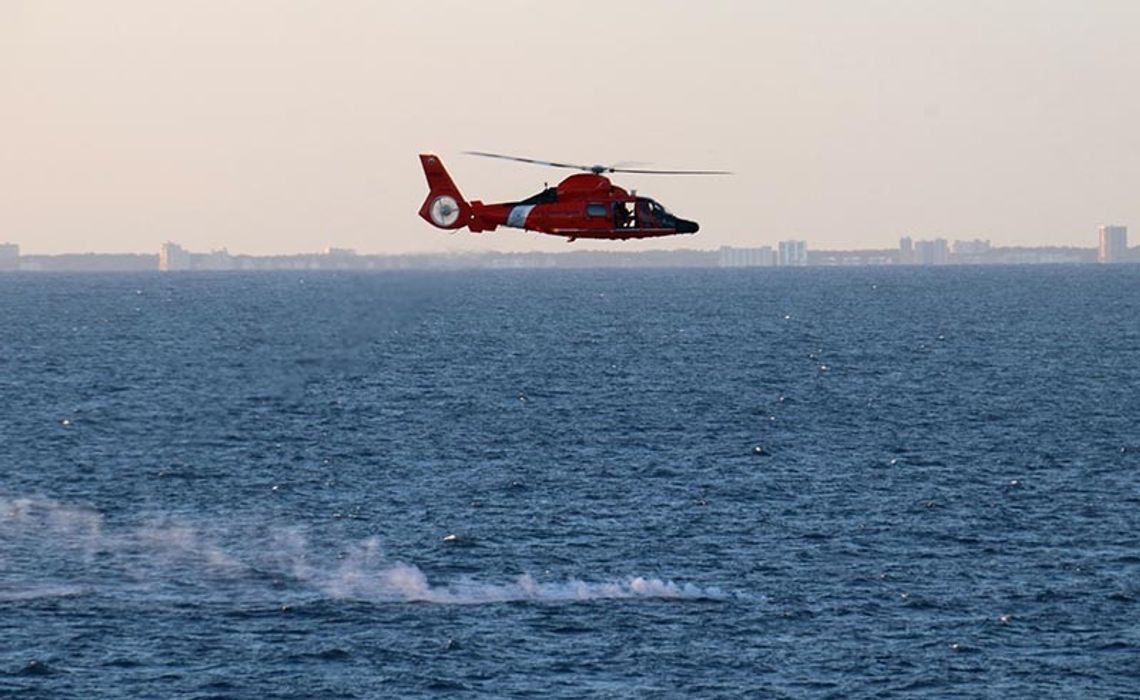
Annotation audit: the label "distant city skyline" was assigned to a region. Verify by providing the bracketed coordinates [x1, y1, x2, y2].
[2, 225, 1134, 272]
[4, 2, 1140, 255]
[2, 223, 1130, 261]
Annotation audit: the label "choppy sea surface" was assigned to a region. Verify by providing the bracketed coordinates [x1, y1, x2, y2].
[1, 266, 1138, 698]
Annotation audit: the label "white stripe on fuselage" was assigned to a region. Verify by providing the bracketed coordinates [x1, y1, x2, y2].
[506, 204, 535, 229]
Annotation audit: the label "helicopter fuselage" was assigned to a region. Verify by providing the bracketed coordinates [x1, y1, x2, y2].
[418, 154, 699, 241]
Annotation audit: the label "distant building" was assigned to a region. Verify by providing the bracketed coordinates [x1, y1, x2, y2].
[952, 239, 992, 265]
[914, 238, 949, 265]
[201, 249, 235, 271]
[899, 237, 914, 265]
[984, 247, 1094, 265]
[0, 242, 18, 271]
[778, 240, 808, 266]
[19, 253, 156, 272]
[159, 242, 191, 271]
[321, 247, 359, 270]
[953, 239, 991, 257]
[160, 242, 234, 271]
[1098, 225, 1127, 263]
[809, 249, 896, 266]
[718, 246, 775, 267]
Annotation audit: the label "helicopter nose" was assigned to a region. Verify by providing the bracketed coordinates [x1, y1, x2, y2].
[676, 218, 699, 234]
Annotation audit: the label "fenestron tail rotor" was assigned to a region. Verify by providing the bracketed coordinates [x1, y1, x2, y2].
[463, 150, 731, 176]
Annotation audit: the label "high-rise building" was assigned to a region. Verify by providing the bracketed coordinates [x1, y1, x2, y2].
[1098, 225, 1127, 263]
[159, 242, 191, 271]
[899, 236, 914, 265]
[778, 240, 808, 266]
[0, 243, 18, 271]
[914, 238, 949, 265]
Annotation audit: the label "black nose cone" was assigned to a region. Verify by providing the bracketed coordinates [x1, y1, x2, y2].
[676, 218, 699, 234]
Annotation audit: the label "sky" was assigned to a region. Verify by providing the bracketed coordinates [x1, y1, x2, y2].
[2, 0, 1139, 255]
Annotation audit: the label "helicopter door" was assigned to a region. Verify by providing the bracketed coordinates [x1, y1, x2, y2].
[614, 201, 634, 229]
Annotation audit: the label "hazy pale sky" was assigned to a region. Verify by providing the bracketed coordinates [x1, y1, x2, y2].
[3, 0, 1139, 255]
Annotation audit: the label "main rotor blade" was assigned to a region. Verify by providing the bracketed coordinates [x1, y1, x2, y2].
[464, 150, 732, 176]
[464, 151, 592, 172]
[608, 167, 733, 175]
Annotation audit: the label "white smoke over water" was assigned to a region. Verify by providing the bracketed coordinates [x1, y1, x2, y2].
[317, 536, 722, 604]
[0, 495, 729, 605]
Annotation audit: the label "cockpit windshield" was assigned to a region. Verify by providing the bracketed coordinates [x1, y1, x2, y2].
[637, 198, 674, 221]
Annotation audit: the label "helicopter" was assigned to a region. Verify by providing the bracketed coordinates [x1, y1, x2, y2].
[418, 151, 729, 242]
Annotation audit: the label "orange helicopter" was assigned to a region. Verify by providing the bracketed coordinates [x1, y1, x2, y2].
[418, 151, 729, 241]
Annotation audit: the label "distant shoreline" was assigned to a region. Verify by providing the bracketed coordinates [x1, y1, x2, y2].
[4, 243, 1137, 272]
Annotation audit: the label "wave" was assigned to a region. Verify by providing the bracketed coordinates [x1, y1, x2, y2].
[0, 584, 89, 602]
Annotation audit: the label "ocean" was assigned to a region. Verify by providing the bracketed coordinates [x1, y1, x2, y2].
[1, 266, 1138, 698]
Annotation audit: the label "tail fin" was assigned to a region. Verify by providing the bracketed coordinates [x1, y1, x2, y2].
[418, 154, 471, 230]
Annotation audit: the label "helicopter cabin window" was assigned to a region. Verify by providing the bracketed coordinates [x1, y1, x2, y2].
[586, 203, 607, 218]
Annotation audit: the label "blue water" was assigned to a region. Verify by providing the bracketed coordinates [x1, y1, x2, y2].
[1, 266, 1138, 698]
